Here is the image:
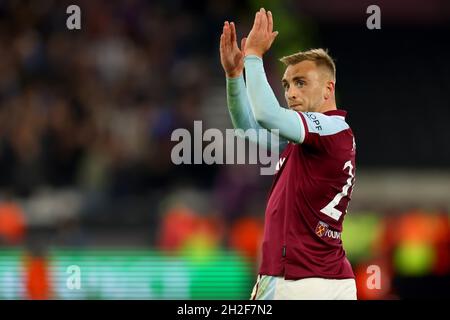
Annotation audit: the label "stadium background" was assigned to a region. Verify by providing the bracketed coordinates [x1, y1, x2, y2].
[0, 0, 449, 299]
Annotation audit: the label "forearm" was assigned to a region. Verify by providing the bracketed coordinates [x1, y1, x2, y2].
[226, 75, 287, 151]
[244, 55, 304, 143]
[226, 75, 260, 131]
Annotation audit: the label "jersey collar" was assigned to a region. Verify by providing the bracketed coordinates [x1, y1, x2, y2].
[324, 110, 347, 117]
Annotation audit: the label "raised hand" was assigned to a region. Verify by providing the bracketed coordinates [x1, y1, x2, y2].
[220, 21, 247, 78]
[245, 8, 278, 58]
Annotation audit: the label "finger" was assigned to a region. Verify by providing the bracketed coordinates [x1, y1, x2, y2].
[267, 10, 273, 33]
[220, 32, 226, 50]
[230, 22, 237, 44]
[223, 22, 231, 48]
[221, 25, 227, 48]
[224, 20, 229, 38]
[224, 20, 230, 35]
[221, 34, 228, 56]
[253, 11, 261, 30]
[259, 8, 268, 31]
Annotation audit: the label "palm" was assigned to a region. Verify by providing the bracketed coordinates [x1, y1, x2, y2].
[220, 21, 246, 78]
[244, 8, 278, 57]
[222, 43, 242, 72]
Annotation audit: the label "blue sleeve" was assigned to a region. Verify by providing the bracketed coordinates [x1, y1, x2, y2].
[226, 75, 260, 131]
[243, 55, 305, 144]
[226, 75, 287, 152]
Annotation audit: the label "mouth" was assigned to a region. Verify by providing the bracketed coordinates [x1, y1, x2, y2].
[289, 103, 302, 109]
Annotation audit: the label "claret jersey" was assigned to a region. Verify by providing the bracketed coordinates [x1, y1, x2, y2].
[260, 109, 356, 280]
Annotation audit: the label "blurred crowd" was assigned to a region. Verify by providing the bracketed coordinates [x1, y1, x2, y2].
[0, 0, 239, 197]
[0, 0, 271, 247]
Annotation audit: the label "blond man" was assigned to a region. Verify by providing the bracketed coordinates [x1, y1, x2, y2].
[220, 8, 357, 300]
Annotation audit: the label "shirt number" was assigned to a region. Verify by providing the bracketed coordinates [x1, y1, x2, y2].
[320, 160, 355, 221]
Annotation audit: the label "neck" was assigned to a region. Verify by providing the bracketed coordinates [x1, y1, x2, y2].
[318, 98, 337, 113]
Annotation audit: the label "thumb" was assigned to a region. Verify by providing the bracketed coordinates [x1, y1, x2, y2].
[272, 31, 279, 40]
[240, 37, 247, 52]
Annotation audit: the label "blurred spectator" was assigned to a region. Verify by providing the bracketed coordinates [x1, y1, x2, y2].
[0, 0, 233, 200]
[24, 253, 50, 300]
[228, 216, 264, 260]
[0, 195, 26, 244]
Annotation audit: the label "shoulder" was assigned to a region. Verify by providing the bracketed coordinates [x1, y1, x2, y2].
[299, 111, 350, 137]
[295, 110, 354, 149]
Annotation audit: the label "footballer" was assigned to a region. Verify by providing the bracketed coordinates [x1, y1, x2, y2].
[219, 8, 357, 299]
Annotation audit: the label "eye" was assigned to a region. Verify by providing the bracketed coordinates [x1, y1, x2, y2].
[282, 82, 289, 90]
[295, 80, 305, 88]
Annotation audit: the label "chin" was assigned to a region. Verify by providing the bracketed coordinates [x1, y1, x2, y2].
[292, 106, 305, 112]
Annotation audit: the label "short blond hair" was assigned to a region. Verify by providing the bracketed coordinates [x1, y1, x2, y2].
[279, 48, 336, 81]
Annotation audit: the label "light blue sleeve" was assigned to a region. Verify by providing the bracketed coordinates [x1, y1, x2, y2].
[226, 75, 260, 131]
[301, 112, 350, 136]
[226, 75, 288, 151]
[243, 55, 305, 144]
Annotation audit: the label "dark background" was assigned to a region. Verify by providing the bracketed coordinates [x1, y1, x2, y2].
[0, 0, 448, 300]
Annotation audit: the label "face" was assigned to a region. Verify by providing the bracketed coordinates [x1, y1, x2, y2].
[281, 60, 334, 113]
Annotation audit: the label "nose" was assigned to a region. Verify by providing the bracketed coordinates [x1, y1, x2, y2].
[287, 87, 297, 100]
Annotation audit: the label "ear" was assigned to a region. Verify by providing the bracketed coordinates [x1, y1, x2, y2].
[324, 80, 335, 100]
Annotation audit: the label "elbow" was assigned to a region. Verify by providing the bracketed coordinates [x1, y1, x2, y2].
[255, 118, 269, 129]
[254, 109, 271, 128]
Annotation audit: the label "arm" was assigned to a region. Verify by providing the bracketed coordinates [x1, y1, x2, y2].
[220, 20, 286, 151]
[226, 74, 288, 150]
[244, 55, 305, 143]
[226, 75, 259, 130]
[242, 8, 305, 143]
